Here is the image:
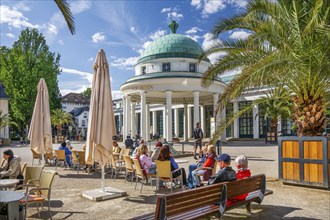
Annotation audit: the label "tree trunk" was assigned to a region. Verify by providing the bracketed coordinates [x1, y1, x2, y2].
[293, 95, 327, 136]
[270, 117, 278, 133]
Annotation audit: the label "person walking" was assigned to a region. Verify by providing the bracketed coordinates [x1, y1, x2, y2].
[193, 122, 203, 160]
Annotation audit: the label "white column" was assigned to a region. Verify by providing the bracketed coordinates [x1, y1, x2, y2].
[118, 113, 122, 135]
[126, 95, 131, 137]
[278, 116, 282, 133]
[165, 90, 173, 142]
[131, 102, 136, 138]
[187, 106, 192, 139]
[163, 107, 166, 139]
[122, 96, 126, 138]
[233, 101, 239, 138]
[183, 104, 188, 141]
[174, 108, 179, 138]
[152, 111, 157, 137]
[221, 107, 226, 142]
[146, 104, 150, 141]
[200, 105, 205, 137]
[253, 104, 259, 139]
[140, 91, 147, 140]
[193, 91, 200, 126]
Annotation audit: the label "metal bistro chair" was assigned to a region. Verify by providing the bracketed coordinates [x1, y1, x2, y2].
[15, 166, 45, 190]
[132, 158, 157, 193]
[155, 160, 183, 194]
[54, 150, 66, 170]
[31, 149, 41, 166]
[20, 170, 57, 219]
[72, 151, 86, 174]
[122, 155, 135, 184]
[109, 154, 126, 181]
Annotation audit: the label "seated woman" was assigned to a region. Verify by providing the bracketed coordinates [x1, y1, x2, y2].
[227, 154, 251, 206]
[191, 145, 217, 188]
[58, 141, 72, 167]
[0, 149, 23, 180]
[157, 145, 187, 187]
[151, 141, 163, 162]
[187, 144, 208, 188]
[113, 141, 121, 154]
[138, 144, 156, 175]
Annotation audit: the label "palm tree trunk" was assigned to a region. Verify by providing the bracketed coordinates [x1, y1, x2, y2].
[293, 95, 326, 136]
[270, 118, 278, 133]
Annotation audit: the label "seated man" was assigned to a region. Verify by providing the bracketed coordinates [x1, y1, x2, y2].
[208, 153, 236, 185]
[58, 142, 72, 167]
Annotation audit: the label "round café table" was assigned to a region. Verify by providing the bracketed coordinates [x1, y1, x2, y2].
[0, 179, 19, 190]
[0, 190, 24, 219]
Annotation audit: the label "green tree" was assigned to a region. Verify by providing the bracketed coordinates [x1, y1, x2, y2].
[0, 110, 18, 131]
[0, 28, 62, 134]
[202, 0, 330, 138]
[81, 88, 92, 98]
[51, 109, 73, 135]
[54, 0, 75, 35]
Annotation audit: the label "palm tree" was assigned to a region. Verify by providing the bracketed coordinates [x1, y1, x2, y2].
[54, 0, 75, 35]
[202, 0, 330, 138]
[0, 110, 17, 131]
[50, 109, 73, 136]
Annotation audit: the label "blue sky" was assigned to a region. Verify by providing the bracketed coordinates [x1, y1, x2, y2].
[0, 0, 250, 99]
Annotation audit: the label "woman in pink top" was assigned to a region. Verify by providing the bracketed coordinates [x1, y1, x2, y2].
[138, 145, 156, 174]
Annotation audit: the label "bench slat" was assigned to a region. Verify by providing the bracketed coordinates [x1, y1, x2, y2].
[168, 205, 219, 220]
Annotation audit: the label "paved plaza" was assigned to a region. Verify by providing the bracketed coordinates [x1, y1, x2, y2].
[1, 141, 329, 220]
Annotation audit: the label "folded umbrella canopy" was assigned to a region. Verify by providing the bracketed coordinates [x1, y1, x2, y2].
[28, 78, 53, 155]
[85, 49, 116, 190]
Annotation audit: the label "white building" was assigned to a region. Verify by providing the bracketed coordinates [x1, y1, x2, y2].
[61, 93, 90, 113]
[114, 21, 295, 142]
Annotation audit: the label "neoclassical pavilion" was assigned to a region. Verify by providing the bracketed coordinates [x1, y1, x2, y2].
[120, 21, 226, 142]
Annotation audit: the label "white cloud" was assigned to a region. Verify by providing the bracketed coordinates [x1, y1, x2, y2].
[229, 30, 251, 40]
[111, 57, 139, 70]
[202, 33, 218, 50]
[70, 0, 92, 15]
[58, 39, 64, 45]
[14, 1, 31, 12]
[168, 11, 184, 21]
[161, 8, 171, 13]
[160, 7, 184, 21]
[191, 0, 247, 17]
[149, 30, 167, 41]
[112, 90, 123, 100]
[130, 26, 137, 33]
[6, 33, 15, 38]
[61, 67, 93, 84]
[185, 27, 203, 42]
[0, 5, 39, 29]
[92, 32, 106, 43]
[48, 24, 58, 34]
[88, 57, 94, 62]
[207, 52, 227, 64]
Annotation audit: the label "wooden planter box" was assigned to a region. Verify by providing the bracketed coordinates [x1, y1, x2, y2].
[278, 136, 330, 188]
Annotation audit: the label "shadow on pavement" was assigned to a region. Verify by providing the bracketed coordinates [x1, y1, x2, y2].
[123, 195, 156, 205]
[220, 204, 318, 220]
[28, 210, 86, 219]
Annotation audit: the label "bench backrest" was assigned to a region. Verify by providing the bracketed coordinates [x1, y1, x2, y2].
[155, 183, 226, 219]
[226, 174, 266, 200]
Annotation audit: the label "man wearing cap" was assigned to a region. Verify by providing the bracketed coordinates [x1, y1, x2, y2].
[193, 122, 203, 160]
[208, 153, 236, 185]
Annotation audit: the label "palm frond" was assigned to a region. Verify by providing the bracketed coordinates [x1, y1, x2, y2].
[54, 0, 75, 35]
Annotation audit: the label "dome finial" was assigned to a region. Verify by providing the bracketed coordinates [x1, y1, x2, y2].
[168, 21, 179, 34]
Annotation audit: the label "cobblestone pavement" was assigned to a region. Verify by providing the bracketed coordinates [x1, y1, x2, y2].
[1, 141, 329, 220]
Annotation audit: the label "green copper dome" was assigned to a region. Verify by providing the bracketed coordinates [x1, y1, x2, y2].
[137, 21, 207, 64]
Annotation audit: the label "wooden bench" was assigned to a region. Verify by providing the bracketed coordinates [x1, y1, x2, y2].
[129, 174, 273, 220]
[225, 174, 273, 213]
[129, 183, 226, 220]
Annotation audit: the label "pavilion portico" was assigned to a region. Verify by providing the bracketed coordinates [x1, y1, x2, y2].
[120, 72, 226, 142]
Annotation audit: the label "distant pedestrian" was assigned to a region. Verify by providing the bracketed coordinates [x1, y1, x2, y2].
[125, 135, 134, 149]
[193, 122, 203, 160]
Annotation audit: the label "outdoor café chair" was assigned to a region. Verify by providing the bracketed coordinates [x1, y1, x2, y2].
[122, 155, 135, 184]
[31, 149, 41, 166]
[16, 166, 45, 190]
[54, 150, 66, 170]
[109, 154, 126, 181]
[132, 158, 157, 193]
[19, 170, 57, 219]
[155, 160, 183, 194]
